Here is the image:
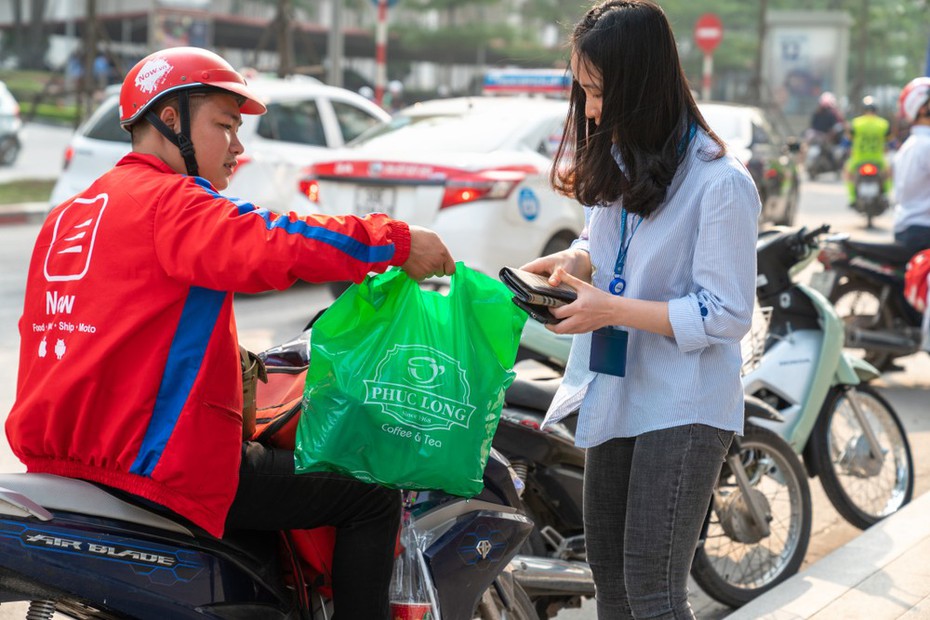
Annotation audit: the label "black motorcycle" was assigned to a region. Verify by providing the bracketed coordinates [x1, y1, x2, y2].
[813, 233, 924, 371]
[496, 363, 812, 614]
[803, 126, 846, 181]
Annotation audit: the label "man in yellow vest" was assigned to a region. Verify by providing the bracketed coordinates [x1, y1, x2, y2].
[846, 95, 891, 205]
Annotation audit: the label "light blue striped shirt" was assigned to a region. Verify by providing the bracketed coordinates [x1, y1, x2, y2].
[542, 129, 761, 447]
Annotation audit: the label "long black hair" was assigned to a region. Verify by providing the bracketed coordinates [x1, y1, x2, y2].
[551, 0, 725, 216]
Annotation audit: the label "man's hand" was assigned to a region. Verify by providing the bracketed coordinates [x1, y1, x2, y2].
[401, 225, 456, 280]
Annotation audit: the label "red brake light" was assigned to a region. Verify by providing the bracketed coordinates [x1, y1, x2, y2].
[62, 145, 74, 171]
[858, 163, 879, 176]
[439, 168, 529, 209]
[299, 177, 321, 203]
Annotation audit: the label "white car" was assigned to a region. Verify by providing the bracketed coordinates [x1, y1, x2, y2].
[0, 80, 21, 166]
[48, 77, 390, 213]
[298, 97, 584, 286]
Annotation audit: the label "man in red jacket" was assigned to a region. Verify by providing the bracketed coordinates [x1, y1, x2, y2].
[6, 47, 455, 619]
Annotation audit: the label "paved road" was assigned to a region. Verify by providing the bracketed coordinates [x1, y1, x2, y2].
[0, 121, 73, 187]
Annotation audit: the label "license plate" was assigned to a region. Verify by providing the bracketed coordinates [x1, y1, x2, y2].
[355, 185, 396, 216]
[808, 270, 837, 297]
[857, 182, 880, 198]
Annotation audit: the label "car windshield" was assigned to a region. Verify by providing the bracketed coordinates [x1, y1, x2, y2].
[700, 105, 751, 148]
[350, 111, 532, 153]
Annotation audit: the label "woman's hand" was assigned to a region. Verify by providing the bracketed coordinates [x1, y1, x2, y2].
[520, 248, 592, 283]
[547, 268, 621, 334]
[546, 268, 675, 337]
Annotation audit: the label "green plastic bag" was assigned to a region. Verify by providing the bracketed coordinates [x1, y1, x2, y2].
[295, 264, 528, 496]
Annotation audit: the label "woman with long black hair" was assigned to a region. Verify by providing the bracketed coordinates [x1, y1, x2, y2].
[521, 2, 761, 617]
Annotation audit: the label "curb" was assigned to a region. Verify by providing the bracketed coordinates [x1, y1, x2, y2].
[0, 202, 48, 225]
[725, 490, 930, 619]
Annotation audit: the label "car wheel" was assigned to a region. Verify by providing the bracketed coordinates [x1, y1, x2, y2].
[541, 231, 577, 257]
[0, 136, 20, 166]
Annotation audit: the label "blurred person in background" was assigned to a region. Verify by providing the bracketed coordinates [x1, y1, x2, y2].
[845, 95, 891, 206]
[892, 77, 930, 256]
[807, 91, 846, 169]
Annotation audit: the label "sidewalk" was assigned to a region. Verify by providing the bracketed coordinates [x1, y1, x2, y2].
[726, 490, 930, 619]
[0, 202, 47, 225]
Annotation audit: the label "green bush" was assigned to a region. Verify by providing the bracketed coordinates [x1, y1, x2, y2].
[18, 101, 79, 125]
[0, 69, 81, 125]
[0, 179, 55, 205]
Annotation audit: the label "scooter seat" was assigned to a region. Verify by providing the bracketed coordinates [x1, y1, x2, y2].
[843, 239, 915, 265]
[0, 473, 194, 536]
[505, 376, 560, 412]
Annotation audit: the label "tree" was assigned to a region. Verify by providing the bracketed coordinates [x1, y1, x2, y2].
[20, 0, 49, 70]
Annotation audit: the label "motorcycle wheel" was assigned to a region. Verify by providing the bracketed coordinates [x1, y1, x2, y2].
[828, 279, 897, 371]
[810, 385, 914, 529]
[690, 425, 812, 608]
[475, 581, 537, 620]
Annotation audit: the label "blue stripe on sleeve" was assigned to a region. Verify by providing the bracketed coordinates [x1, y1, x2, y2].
[192, 177, 395, 264]
[130, 286, 226, 477]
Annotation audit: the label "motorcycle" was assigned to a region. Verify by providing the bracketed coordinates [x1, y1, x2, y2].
[0, 331, 543, 619]
[849, 162, 890, 228]
[496, 366, 812, 613]
[259, 313, 810, 613]
[803, 126, 847, 181]
[813, 233, 925, 372]
[749, 225, 913, 529]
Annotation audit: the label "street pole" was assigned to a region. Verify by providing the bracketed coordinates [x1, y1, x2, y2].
[327, 0, 344, 87]
[751, 0, 768, 104]
[702, 53, 713, 101]
[374, 0, 388, 107]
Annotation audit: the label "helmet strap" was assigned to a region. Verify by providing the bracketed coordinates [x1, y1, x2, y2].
[144, 90, 199, 177]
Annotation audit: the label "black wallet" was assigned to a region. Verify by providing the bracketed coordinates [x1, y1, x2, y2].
[499, 267, 577, 324]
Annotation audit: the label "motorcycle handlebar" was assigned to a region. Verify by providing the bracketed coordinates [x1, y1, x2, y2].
[801, 224, 831, 243]
[787, 224, 830, 257]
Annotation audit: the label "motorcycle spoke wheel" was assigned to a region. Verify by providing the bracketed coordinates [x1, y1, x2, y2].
[829, 280, 896, 371]
[691, 426, 812, 608]
[811, 385, 914, 529]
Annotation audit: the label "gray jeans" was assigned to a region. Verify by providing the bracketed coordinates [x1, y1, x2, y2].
[584, 424, 732, 619]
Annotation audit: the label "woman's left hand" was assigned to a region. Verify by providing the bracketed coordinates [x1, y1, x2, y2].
[548, 268, 622, 334]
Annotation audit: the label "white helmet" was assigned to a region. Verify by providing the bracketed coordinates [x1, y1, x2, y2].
[899, 77, 930, 123]
[818, 91, 837, 109]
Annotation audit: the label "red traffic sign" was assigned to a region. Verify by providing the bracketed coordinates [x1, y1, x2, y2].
[694, 13, 723, 54]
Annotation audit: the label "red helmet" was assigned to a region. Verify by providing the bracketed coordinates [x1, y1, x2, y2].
[898, 77, 930, 123]
[119, 47, 266, 128]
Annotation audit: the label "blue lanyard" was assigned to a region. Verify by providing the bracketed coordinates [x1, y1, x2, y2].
[608, 120, 696, 297]
[609, 208, 641, 296]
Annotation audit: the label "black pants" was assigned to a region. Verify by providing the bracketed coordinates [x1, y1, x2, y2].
[226, 442, 401, 620]
[895, 225, 930, 257]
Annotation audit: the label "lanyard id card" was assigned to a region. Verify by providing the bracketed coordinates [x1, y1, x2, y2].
[589, 207, 637, 377]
